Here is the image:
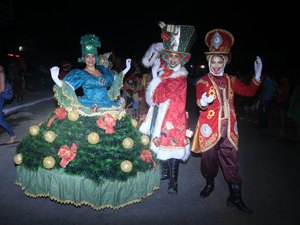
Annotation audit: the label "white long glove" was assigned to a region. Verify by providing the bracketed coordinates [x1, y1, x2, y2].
[200, 92, 214, 107]
[151, 58, 163, 79]
[154, 42, 163, 52]
[122, 58, 132, 76]
[142, 42, 162, 68]
[50, 66, 62, 87]
[254, 56, 263, 81]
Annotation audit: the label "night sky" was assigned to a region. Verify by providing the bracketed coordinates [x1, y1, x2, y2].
[2, 0, 297, 76]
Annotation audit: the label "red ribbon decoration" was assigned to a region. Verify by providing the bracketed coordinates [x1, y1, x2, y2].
[47, 107, 67, 127]
[140, 150, 157, 169]
[96, 114, 117, 134]
[58, 143, 77, 168]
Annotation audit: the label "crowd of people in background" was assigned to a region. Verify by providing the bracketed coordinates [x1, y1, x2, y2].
[1, 40, 300, 145]
[236, 69, 300, 141]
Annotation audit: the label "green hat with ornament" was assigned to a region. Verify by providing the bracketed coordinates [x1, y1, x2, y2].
[78, 34, 101, 63]
[159, 21, 197, 65]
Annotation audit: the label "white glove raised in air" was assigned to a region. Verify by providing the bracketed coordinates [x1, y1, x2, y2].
[142, 43, 162, 68]
[151, 58, 163, 79]
[200, 92, 214, 107]
[154, 42, 163, 52]
[122, 58, 132, 76]
[254, 56, 263, 81]
[50, 66, 62, 87]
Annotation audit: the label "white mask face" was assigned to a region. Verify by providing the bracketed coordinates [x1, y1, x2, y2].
[208, 55, 226, 76]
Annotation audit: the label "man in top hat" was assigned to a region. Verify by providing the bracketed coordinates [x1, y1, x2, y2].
[191, 28, 263, 213]
[139, 21, 196, 194]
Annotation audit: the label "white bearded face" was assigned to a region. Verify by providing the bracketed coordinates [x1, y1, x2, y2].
[208, 55, 227, 76]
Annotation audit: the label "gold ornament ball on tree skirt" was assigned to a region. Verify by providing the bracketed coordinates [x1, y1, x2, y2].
[120, 160, 133, 173]
[68, 110, 79, 121]
[44, 131, 56, 143]
[13, 153, 23, 165]
[140, 135, 150, 145]
[122, 137, 134, 149]
[43, 156, 56, 169]
[87, 132, 100, 144]
[29, 125, 40, 136]
[131, 118, 138, 128]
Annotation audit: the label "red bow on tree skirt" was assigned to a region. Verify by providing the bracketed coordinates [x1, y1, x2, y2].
[58, 143, 77, 168]
[96, 113, 117, 134]
[47, 107, 67, 127]
[140, 150, 157, 169]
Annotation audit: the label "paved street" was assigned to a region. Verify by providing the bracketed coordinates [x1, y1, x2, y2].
[0, 83, 299, 225]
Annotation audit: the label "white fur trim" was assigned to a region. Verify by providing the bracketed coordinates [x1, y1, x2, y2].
[168, 66, 188, 78]
[152, 100, 169, 139]
[138, 106, 154, 135]
[151, 144, 191, 162]
[145, 76, 162, 106]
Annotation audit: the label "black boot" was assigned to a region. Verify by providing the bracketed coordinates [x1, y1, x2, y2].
[200, 177, 215, 198]
[167, 159, 179, 194]
[227, 182, 253, 213]
[160, 160, 170, 180]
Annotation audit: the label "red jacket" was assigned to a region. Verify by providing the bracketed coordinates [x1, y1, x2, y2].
[192, 73, 260, 153]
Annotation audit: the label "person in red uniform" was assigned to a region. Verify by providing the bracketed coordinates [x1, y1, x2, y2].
[192, 28, 263, 213]
[139, 21, 196, 194]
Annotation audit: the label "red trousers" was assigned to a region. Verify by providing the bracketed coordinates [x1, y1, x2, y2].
[200, 120, 242, 183]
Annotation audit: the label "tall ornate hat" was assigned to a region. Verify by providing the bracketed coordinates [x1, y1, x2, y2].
[78, 34, 101, 63]
[204, 28, 234, 63]
[159, 21, 197, 65]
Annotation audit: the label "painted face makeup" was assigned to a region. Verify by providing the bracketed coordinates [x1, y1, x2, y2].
[168, 52, 181, 69]
[208, 55, 226, 76]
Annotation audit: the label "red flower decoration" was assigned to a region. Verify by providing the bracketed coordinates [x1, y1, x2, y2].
[47, 107, 67, 127]
[58, 143, 77, 168]
[161, 32, 170, 41]
[96, 114, 117, 134]
[140, 150, 157, 169]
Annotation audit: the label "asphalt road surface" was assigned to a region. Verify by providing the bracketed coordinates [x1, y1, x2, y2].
[0, 83, 299, 225]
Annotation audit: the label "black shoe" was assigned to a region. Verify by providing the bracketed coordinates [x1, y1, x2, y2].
[168, 181, 178, 194]
[161, 172, 170, 180]
[227, 183, 253, 213]
[167, 159, 179, 194]
[160, 160, 170, 180]
[227, 196, 253, 213]
[200, 183, 214, 198]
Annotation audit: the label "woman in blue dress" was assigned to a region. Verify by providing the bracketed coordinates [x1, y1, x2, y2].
[51, 34, 131, 116]
[15, 34, 161, 210]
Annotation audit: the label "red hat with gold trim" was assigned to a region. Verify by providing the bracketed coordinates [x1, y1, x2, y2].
[204, 28, 234, 63]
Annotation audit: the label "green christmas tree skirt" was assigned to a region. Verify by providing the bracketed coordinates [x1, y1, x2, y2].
[14, 85, 161, 210]
[16, 165, 160, 210]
